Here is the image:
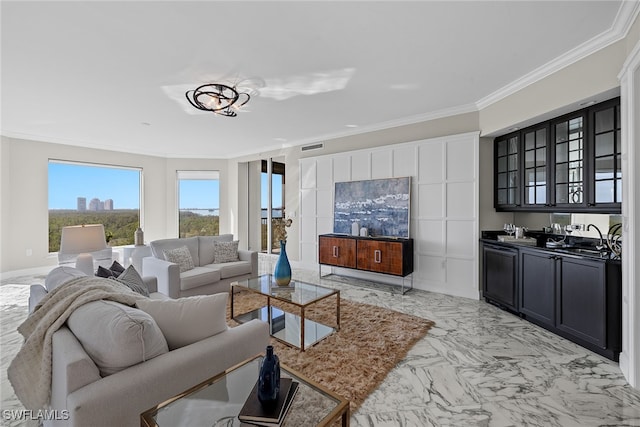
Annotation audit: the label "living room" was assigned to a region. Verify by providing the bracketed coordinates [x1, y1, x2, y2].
[3, 1, 640, 426]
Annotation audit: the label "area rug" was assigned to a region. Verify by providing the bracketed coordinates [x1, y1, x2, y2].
[228, 290, 435, 412]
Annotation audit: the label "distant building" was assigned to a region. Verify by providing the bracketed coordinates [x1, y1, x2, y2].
[77, 197, 86, 211]
[104, 199, 113, 210]
[99, 201, 105, 210]
[88, 198, 100, 211]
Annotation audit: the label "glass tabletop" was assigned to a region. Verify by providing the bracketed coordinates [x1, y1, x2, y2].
[142, 355, 348, 427]
[235, 274, 338, 306]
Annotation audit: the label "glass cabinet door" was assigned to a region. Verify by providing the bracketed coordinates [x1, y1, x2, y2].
[496, 134, 520, 207]
[554, 114, 585, 206]
[592, 102, 621, 205]
[523, 126, 548, 207]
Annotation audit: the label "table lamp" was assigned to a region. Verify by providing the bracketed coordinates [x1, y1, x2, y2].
[59, 224, 109, 275]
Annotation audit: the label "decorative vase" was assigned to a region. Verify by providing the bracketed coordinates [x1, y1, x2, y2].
[257, 345, 281, 407]
[351, 221, 360, 236]
[273, 240, 292, 286]
[134, 227, 144, 246]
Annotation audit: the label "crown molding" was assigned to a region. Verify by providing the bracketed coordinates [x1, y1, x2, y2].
[280, 102, 479, 151]
[476, 0, 640, 111]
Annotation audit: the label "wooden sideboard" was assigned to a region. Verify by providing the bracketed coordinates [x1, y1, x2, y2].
[318, 234, 414, 292]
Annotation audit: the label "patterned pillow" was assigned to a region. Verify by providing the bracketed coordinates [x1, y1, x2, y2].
[213, 240, 239, 263]
[112, 265, 150, 297]
[163, 246, 195, 273]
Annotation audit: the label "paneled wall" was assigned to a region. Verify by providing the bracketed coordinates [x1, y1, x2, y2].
[299, 132, 480, 299]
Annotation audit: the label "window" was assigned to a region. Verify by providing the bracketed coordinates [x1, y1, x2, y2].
[48, 160, 141, 253]
[261, 160, 285, 253]
[177, 171, 220, 237]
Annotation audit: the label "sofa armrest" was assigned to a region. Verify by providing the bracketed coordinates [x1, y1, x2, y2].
[29, 284, 48, 314]
[238, 250, 258, 277]
[49, 327, 101, 418]
[65, 319, 269, 427]
[142, 276, 158, 294]
[142, 257, 180, 299]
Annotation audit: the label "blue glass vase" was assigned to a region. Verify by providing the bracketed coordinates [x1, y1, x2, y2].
[257, 345, 280, 406]
[273, 240, 292, 286]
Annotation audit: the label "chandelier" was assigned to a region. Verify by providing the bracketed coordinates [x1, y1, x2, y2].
[185, 83, 250, 117]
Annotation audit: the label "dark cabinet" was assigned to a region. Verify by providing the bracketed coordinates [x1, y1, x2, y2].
[482, 243, 518, 311]
[519, 249, 557, 328]
[556, 257, 607, 348]
[494, 97, 621, 213]
[483, 240, 621, 361]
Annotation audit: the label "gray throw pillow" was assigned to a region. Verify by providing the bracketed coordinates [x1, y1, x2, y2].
[163, 246, 195, 272]
[213, 240, 239, 263]
[111, 265, 150, 297]
[67, 300, 168, 376]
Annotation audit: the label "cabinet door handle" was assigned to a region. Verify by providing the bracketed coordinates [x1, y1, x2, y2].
[374, 250, 381, 263]
[333, 246, 339, 257]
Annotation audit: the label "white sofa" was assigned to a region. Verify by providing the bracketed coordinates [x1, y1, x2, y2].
[27, 266, 269, 427]
[143, 234, 258, 299]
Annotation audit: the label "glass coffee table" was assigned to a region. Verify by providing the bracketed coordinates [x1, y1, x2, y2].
[141, 354, 350, 426]
[231, 275, 340, 351]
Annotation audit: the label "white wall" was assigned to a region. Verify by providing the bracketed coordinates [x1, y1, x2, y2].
[0, 137, 232, 273]
[299, 132, 480, 299]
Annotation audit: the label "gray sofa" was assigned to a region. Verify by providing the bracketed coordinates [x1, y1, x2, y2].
[27, 266, 269, 427]
[143, 234, 257, 299]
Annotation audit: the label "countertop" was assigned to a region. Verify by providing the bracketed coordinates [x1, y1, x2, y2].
[481, 230, 621, 263]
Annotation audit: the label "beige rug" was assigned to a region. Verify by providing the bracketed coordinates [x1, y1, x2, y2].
[228, 291, 435, 412]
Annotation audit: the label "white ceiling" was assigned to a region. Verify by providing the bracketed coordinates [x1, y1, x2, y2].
[0, 1, 634, 159]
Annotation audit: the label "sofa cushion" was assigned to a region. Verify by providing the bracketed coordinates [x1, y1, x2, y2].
[150, 237, 200, 266]
[203, 260, 252, 279]
[67, 300, 169, 376]
[112, 265, 150, 297]
[179, 267, 221, 291]
[213, 240, 240, 263]
[136, 293, 229, 350]
[45, 266, 87, 292]
[163, 246, 195, 273]
[198, 234, 234, 265]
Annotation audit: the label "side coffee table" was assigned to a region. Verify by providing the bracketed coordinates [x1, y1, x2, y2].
[141, 354, 350, 426]
[231, 274, 340, 351]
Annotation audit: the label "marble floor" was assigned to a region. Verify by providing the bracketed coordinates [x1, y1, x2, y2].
[3, 261, 640, 426]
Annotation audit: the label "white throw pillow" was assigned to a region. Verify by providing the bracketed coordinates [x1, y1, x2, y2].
[67, 300, 169, 376]
[163, 246, 195, 272]
[136, 293, 228, 350]
[45, 266, 87, 291]
[213, 240, 239, 263]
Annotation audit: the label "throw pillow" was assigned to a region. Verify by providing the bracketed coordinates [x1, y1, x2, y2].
[163, 246, 195, 273]
[136, 293, 228, 350]
[67, 300, 169, 376]
[96, 265, 115, 278]
[109, 260, 126, 276]
[111, 265, 150, 297]
[45, 266, 87, 292]
[213, 240, 239, 263]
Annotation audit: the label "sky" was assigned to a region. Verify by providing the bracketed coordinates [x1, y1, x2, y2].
[48, 161, 281, 210]
[49, 162, 219, 210]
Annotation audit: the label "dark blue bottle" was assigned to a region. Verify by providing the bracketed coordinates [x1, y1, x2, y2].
[257, 345, 280, 406]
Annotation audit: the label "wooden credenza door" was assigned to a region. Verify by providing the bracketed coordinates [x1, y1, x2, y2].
[356, 240, 404, 275]
[318, 236, 356, 268]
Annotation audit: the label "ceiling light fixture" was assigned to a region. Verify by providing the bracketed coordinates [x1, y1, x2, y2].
[185, 83, 250, 117]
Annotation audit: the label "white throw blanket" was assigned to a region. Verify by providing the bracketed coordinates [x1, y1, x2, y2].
[8, 276, 143, 410]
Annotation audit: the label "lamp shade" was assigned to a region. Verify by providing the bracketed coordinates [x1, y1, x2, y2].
[59, 224, 108, 254]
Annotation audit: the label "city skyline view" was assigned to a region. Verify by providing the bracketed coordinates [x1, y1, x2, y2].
[49, 162, 221, 210]
[48, 161, 282, 211]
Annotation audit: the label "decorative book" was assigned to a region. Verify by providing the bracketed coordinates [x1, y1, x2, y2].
[238, 378, 299, 426]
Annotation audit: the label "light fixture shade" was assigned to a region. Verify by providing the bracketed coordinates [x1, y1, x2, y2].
[185, 83, 250, 117]
[59, 224, 108, 254]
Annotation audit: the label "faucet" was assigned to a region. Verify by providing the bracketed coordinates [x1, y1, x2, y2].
[587, 224, 605, 251]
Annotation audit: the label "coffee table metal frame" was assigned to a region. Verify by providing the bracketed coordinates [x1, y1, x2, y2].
[140, 354, 350, 427]
[231, 274, 340, 351]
